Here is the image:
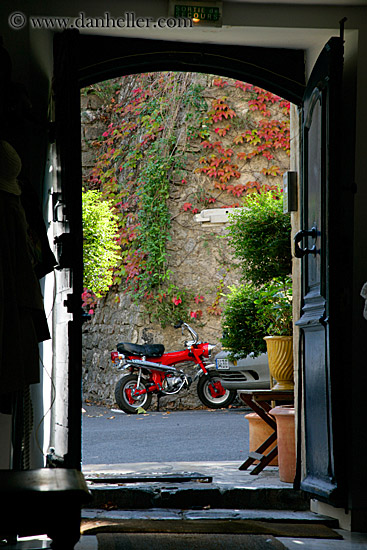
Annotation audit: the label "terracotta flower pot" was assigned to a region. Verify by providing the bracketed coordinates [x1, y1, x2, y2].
[246, 412, 278, 465]
[264, 335, 294, 391]
[269, 405, 296, 483]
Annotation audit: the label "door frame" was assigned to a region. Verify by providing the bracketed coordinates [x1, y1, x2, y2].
[52, 30, 350, 509]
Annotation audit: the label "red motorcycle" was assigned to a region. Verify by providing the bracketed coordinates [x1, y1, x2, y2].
[110, 321, 236, 413]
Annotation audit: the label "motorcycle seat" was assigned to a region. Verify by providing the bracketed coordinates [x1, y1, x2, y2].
[116, 342, 165, 357]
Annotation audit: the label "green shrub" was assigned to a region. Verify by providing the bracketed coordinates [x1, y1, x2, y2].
[227, 191, 291, 285]
[254, 276, 292, 336]
[221, 283, 270, 359]
[221, 276, 292, 359]
[82, 189, 120, 298]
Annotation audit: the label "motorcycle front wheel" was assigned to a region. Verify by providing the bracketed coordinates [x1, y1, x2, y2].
[115, 374, 152, 414]
[197, 373, 236, 409]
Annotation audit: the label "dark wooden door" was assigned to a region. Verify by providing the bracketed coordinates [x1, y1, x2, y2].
[295, 37, 346, 505]
[52, 30, 83, 469]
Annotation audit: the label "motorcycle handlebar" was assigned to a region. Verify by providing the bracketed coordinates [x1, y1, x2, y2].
[173, 320, 199, 345]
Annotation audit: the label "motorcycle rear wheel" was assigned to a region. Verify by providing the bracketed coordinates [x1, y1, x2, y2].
[197, 372, 236, 409]
[115, 374, 152, 414]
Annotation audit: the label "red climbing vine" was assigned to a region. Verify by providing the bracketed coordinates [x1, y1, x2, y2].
[81, 72, 290, 322]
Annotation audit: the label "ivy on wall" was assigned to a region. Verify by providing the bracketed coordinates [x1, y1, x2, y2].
[82, 72, 290, 324]
[82, 190, 120, 311]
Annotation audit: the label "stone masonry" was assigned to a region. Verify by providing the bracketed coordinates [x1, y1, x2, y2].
[80, 73, 289, 410]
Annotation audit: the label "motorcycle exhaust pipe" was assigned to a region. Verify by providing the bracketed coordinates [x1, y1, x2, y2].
[127, 358, 179, 374]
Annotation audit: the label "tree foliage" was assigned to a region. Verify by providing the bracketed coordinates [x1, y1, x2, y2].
[221, 283, 268, 359]
[221, 192, 292, 357]
[227, 191, 291, 286]
[82, 73, 291, 324]
[82, 190, 120, 299]
[254, 276, 292, 337]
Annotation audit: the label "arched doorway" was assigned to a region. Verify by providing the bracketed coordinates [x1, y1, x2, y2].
[52, 30, 349, 512]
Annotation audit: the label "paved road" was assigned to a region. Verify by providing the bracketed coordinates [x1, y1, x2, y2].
[82, 404, 251, 465]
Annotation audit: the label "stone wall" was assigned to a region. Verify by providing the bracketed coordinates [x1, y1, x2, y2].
[82, 293, 211, 410]
[80, 73, 290, 409]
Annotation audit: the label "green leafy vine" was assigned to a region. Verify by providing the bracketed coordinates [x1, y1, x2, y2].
[82, 72, 291, 326]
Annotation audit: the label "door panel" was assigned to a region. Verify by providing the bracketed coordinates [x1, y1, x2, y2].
[296, 37, 344, 504]
[305, 92, 322, 291]
[51, 30, 83, 469]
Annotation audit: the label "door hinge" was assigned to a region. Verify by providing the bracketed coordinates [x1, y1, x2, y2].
[52, 191, 67, 222]
[63, 293, 82, 314]
[54, 233, 73, 268]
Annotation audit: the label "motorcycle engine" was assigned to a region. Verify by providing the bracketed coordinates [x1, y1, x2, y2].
[162, 374, 190, 394]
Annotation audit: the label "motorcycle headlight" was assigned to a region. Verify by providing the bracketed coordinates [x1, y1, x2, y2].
[207, 344, 216, 358]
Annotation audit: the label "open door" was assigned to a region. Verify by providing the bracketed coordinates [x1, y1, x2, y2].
[50, 30, 83, 469]
[295, 37, 347, 505]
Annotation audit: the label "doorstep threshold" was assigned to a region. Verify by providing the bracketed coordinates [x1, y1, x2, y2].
[85, 472, 213, 484]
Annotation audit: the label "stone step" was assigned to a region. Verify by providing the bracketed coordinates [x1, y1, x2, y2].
[81, 507, 341, 540]
[82, 507, 338, 526]
[85, 481, 310, 511]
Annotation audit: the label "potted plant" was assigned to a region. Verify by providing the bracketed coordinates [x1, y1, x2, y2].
[223, 190, 293, 388]
[220, 282, 269, 360]
[226, 191, 292, 288]
[255, 276, 293, 390]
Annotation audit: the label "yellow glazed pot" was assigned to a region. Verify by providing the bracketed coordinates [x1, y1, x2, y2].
[264, 335, 294, 391]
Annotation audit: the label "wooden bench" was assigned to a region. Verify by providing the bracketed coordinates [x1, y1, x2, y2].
[0, 468, 91, 549]
[238, 390, 294, 474]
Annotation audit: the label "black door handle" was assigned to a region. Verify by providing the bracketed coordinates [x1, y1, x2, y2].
[294, 227, 318, 258]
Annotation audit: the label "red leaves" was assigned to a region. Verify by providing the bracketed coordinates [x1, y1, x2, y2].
[212, 97, 229, 111]
[261, 165, 282, 177]
[215, 124, 231, 137]
[207, 97, 237, 124]
[236, 152, 248, 161]
[190, 309, 203, 319]
[225, 184, 247, 197]
[198, 138, 240, 186]
[207, 306, 222, 316]
[82, 288, 97, 315]
[213, 78, 228, 88]
[88, 72, 290, 319]
[214, 181, 228, 191]
[201, 140, 212, 149]
[235, 81, 254, 92]
[199, 159, 241, 184]
[232, 119, 290, 164]
[220, 202, 240, 208]
[210, 156, 222, 168]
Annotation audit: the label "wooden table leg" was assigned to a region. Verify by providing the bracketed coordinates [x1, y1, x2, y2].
[250, 446, 279, 475]
[239, 393, 278, 474]
[241, 395, 277, 431]
[239, 431, 277, 471]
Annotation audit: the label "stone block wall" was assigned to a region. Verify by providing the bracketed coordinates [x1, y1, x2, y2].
[80, 73, 290, 410]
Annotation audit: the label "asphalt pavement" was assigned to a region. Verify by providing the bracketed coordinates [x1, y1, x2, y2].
[82, 404, 251, 465]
